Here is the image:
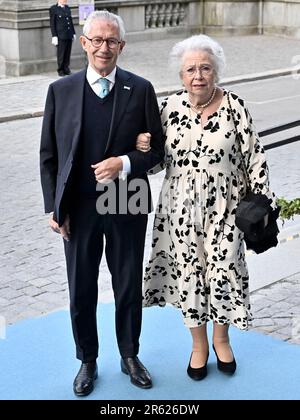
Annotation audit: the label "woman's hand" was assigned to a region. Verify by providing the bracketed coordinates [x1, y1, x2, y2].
[136, 132, 151, 153]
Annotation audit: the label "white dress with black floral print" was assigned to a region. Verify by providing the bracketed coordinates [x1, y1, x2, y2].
[143, 89, 275, 330]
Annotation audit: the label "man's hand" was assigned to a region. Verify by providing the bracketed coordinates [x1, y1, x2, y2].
[51, 36, 58, 46]
[49, 213, 71, 241]
[136, 132, 151, 153]
[91, 157, 123, 183]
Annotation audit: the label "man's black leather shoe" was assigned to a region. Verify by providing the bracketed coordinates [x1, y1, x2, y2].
[121, 357, 152, 389]
[73, 361, 98, 396]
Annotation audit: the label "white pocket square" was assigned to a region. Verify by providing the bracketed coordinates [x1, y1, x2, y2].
[123, 86, 131, 90]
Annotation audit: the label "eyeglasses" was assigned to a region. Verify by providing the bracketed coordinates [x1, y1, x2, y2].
[182, 65, 214, 77]
[84, 36, 122, 49]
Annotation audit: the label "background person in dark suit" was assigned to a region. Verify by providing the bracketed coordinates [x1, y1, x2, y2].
[49, 0, 76, 76]
[40, 10, 164, 397]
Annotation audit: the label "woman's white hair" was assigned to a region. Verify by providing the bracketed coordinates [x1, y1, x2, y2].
[170, 34, 226, 82]
[83, 10, 126, 40]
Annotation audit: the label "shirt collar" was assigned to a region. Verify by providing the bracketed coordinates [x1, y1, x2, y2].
[86, 65, 117, 87]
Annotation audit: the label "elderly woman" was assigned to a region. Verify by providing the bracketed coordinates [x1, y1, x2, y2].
[136, 34, 276, 380]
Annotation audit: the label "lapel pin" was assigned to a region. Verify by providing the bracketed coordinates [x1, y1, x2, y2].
[123, 86, 131, 90]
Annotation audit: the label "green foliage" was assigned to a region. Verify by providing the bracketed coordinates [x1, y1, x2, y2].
[277, 197, 300, 221]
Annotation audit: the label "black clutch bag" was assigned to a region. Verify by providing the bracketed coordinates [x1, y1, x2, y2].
[235, 191, 272, 242]
[227, 93, 280, 251]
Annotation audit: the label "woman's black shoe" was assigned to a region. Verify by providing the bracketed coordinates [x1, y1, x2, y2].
[213, 345, 236, 375]
[187, 352, 209, 381]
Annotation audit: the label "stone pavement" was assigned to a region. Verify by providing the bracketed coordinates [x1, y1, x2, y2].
[0, 34, 300, 347]
[1, 34, 300, 122]
[250, 272, 300, 344]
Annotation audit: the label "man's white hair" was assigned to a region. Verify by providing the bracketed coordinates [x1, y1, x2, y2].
[83, 10, 126, 40]
[170, 34, 226, 82]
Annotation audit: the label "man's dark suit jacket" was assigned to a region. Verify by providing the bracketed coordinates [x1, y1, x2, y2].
[49, 4, 75, 40]
[40, 67, 165, 226]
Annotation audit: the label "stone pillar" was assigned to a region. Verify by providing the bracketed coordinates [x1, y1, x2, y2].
[0, 0, 85, 76]
[203, 0, 259, 36]
[0, 0, 152, 76]
[118, 4, 145, 33]
[263, 0, 300, 38]
[187, 0, 205, 33]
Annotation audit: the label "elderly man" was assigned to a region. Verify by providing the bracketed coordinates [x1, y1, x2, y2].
[40, 10, 164, 396]
[49, 0, 76, 76]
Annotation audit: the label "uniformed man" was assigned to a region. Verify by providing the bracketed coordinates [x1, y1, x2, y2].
[50, 0, 76, 76]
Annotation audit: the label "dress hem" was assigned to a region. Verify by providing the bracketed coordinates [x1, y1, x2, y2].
[143, 300, 252, 331]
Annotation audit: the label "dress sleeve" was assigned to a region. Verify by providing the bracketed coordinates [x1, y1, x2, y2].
[233, 94, 277, 208]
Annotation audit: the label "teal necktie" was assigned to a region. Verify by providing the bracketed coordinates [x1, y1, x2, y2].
[98, 78, 110, 98]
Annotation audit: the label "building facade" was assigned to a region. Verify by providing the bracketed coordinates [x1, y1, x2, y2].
[0, 0, 300, 76]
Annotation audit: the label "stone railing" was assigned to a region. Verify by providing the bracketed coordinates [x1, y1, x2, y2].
[145, 2, 187, 29]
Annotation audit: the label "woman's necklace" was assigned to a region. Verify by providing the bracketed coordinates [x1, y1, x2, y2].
[189, 86, 217, 116]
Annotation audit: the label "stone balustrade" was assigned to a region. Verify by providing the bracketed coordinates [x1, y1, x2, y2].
[145, 2, 187, 29]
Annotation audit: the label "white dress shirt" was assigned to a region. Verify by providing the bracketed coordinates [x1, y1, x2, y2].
[86, 65, 131, 176]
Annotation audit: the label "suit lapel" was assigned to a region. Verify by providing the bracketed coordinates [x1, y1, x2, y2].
[67, 69, 86, 157]
[105, 67, 133, 154]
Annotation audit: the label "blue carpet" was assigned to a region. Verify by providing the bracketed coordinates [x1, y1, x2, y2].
[0, 304, 300, 400]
